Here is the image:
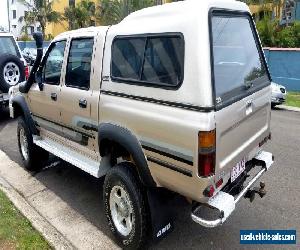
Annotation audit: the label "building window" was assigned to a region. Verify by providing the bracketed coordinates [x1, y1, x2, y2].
[12, 10, 16, 19]
[69, 0, 75, 7]
[28, 26, 34, 35]
[11, 0, 15, 4]
[12, 25, 17, 29]
[37, 26, 41, 32]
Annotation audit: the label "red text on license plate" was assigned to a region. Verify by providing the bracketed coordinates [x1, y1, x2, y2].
[231, 158, 246, 182]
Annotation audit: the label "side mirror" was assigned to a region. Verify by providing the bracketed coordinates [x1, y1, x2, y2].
[35, 71, 44, 91]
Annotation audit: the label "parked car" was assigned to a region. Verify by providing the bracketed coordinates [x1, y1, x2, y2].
[0, 32, 28, 107]
[22, 48, 37, 66]
[271, 82, 287, 107]
[9, 0, 274, 248]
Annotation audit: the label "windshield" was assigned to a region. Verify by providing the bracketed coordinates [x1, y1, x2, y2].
[0, 36, 19, 57]
[212, 14, 270, 108]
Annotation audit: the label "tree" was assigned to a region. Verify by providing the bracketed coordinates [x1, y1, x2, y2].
[18, 0, 62, 37]
[97, 0, 158, 25]
[64, 0, 96, 30]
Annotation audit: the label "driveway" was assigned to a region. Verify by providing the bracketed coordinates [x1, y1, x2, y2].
[0, 106, 299, 249]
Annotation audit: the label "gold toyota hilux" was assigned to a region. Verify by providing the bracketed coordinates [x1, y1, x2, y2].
[10, 0, 274, 248]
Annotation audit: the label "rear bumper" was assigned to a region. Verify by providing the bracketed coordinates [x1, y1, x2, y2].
[191, 151, 273, 228]
[271, 92, 286, 105]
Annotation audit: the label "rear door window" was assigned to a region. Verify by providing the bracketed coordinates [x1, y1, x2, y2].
[0, 37, 19, 57]
[65, 38, 94, 90]
[211, 14, 270, 109]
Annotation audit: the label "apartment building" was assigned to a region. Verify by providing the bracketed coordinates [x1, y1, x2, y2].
[8, 0, 40, 39]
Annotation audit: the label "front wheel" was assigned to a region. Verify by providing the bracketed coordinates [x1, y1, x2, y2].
[17, 117, 49, 171]
[103, 163, 149, 249]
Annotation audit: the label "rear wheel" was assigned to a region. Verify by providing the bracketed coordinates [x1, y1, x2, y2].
[103, 163, 149, 249]
[17, 117, 49, 171]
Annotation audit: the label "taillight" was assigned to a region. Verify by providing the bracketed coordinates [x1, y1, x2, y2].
[25, 65, 29, 80]
[198, 130, 216, 177]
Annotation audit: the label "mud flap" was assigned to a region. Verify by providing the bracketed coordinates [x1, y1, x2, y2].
[147, 188, 174, 241]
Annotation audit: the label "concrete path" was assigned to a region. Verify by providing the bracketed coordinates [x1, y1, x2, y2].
[277, 104, 300, 112]
[0, 148, 119, 250]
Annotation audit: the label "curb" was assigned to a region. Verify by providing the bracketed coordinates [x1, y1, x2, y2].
[276, 105, 300, 112]
[0, 175, 75, 250]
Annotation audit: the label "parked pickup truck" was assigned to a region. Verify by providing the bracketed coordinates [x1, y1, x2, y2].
[9, 0, 274, 248]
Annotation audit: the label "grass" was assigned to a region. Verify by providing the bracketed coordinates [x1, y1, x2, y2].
[0, 190, 51, 250]
[286, 92, 300, 108]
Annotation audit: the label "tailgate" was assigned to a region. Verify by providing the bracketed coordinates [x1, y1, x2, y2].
[211, 11, 272, 177]
[215, 87, 271, 175]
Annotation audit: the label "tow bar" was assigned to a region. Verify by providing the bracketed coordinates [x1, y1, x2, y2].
[244, 182, 267, 202]
[191, 151, 274, 228]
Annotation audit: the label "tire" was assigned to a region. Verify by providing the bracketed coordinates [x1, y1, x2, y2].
[17, 117, 49, 171]
[104, 163, 149, 249]
[0, 54, 25, 92]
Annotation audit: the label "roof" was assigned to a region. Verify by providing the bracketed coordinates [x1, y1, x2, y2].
[55, 26, 109, 40]
[121, 0, 249, 25]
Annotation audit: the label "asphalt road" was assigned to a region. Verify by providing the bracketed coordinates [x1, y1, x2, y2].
[0, 106, 299, 249]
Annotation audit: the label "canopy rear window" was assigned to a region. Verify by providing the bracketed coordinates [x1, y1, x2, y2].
[211, 12, 270, 109]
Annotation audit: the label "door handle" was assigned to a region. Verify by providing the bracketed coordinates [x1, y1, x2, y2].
[79, 99, 87, 108]
[50, 93, 57, 101]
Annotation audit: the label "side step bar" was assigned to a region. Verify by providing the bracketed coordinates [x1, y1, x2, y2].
[33, 135, 109, 178]
[191, 151, 274, 228]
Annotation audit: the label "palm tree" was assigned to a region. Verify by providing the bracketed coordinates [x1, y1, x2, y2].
[97, 0, 158, 25]
[64, 0, 96, 30]
[18, 0, 62, 37]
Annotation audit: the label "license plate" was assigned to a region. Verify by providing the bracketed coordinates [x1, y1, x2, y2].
[231, 158, 246, 182]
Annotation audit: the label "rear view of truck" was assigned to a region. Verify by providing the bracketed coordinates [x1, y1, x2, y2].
[192, 8, 274, 227]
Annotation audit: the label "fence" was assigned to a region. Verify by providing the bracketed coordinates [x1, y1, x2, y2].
[17, 41, 50, 51]
[264, 48, 300, 91]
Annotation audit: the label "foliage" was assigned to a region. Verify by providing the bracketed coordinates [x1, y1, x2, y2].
[0, 190, 51, 249]
[44, 34, 54, 41]
[256, 16, 300, 47]
[286, 92, 300, 108]
[18, 34, 33, 41]
[256, 16, 278, 46]
[18, 0, 63, 37]
[64, 0, 96, 29]
[239, 0, 300, 48]
[97, 0, 158, 25]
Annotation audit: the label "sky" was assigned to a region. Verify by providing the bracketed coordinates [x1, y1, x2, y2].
[0, 0, 9, 30]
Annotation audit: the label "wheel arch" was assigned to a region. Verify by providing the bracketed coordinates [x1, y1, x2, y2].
[98, 123, 156, 187]
[11, 95, 38, 135]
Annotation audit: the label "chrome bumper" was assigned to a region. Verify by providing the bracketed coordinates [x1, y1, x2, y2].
[191, 151, 274, 228]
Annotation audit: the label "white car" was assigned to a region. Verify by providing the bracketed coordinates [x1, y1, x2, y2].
[0, 32, 28, 107]
[271, 82, 287, 107]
